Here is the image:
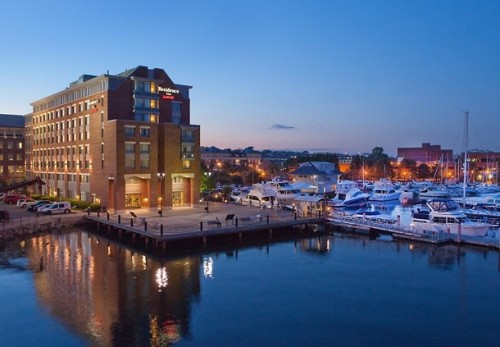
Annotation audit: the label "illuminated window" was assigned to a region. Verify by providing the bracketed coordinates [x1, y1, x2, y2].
[183, 160, 191, 169]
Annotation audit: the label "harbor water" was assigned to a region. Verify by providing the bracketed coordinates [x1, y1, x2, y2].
[1, 208, 500, 346]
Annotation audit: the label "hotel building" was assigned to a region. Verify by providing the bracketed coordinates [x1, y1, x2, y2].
[26, 66, 200, 213]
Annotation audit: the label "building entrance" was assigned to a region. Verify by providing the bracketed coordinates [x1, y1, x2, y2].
[125, 193, 141, 208]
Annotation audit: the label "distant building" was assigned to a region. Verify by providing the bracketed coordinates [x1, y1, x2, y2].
[26, 66, 200, 213]
[0, 114, 25, 184]
[201, 147, 261, 170]
[337, 154, 353, 174]
[289, 161, 341, 193]
[397, 143, 453, 164]
[467, 150, 499, 183]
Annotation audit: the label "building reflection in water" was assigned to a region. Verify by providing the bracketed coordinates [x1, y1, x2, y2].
[26, 230, 201, 346]
[14, 229, 500, 345]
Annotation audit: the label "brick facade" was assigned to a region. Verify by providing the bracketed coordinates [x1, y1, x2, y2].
[27, 66, 200, 213]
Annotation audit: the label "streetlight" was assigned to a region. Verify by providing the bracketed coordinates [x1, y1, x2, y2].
[204, 172, 212, 213]
[157, 172, 165, 216]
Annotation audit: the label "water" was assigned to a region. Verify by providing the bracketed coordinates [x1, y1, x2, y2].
[1, 224, 500, 346]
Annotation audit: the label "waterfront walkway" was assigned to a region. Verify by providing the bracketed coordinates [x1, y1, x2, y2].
[84, 202, 324, 245]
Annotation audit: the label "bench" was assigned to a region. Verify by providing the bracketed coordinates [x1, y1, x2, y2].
[225, 214, 235, 225]
[239, 216, 251, 223]
[207, 217, 221, 227]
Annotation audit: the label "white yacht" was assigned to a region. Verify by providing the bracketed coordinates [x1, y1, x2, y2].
[329, 188, 370, 209]
[418, 185, 452, 200]
[239, 184, 277, 208]
[368, 179, 401, 202]
[410, 198, 494, 237]
[265, 179, 302, 206]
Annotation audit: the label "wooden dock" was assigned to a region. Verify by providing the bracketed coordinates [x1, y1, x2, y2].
[327, 213, 500, 250]
[84, 207, 325, 250]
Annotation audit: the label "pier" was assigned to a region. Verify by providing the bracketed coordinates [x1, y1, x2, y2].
[327, 212, 500, 250]
[83, 202, 325, 249]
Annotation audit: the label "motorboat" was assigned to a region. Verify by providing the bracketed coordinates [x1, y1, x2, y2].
[230, 187, 250, 203]
[418, 185, 452, 200]
[264, 179, 302, 206]
[334, 180, 359, 197]
[462, 203, 500, 226]
[329, 188, 369, 209]
[368, 179, 402, 202]
[239, 184, 277, 208]
[349, 210, 397, 224]
[410, 198, 493, 237]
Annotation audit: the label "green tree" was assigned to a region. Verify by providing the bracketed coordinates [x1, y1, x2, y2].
[366, 147, 392, 179]
[416, 164, 432, 180]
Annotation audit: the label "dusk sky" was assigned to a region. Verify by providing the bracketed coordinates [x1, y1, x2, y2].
[1, 0, 499, 156]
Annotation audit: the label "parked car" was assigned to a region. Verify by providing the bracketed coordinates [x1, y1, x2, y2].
[17, 198, 36, 208]
[38, 201, 72, 215]
[23, 199, 41, 208]
[28, 200, 51, 212]
[3, 194, 25, 205]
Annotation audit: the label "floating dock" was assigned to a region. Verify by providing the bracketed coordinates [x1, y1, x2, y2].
[326, 213, 500, 250]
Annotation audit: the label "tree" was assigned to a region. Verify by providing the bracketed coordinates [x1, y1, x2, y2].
[416, 164, 432, 180]
[347, 154, 364, 181]
[366, 147, 392, 179]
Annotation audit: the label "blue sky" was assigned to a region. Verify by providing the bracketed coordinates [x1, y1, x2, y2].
[1, 0, 499, 156]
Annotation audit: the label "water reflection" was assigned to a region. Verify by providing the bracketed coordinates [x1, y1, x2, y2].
[24, 230, 201, 346]
[2, 228, 500, 346]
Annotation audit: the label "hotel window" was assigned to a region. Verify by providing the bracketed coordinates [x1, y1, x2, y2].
[140, 143, 150, 169]
[135, 98, 144, 108]
[125, 153, 135, 169]
[125, 142, 135, 153]
[134, 81, 144, 92]
[140, 155, 150, 169]
[125, 126, 135, 137]
[7, 141, 13, 149]
[139, 142, 150, 153]
[150, 82, 157, 93]
[150, 99, 158, 109]
[135, 113, 151, 122]
[139, 127, 150, 137]
[172, 102, 181, 125]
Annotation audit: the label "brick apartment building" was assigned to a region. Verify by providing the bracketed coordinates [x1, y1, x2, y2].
[27, 66, 200, 213]
[397, 143, 453, 164]
[0, 114, 25, 184]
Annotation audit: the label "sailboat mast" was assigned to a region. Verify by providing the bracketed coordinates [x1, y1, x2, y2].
[463, 111, 469, 202]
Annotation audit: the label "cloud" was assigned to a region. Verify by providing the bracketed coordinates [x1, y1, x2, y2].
[270, 124, 295, 130]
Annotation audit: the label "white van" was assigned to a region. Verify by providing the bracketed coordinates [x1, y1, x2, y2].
[39, 201, 72, 215]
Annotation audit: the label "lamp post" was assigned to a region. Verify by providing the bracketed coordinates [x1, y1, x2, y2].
[157, 172, 165, 216]
[204, 172, 212, 212]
